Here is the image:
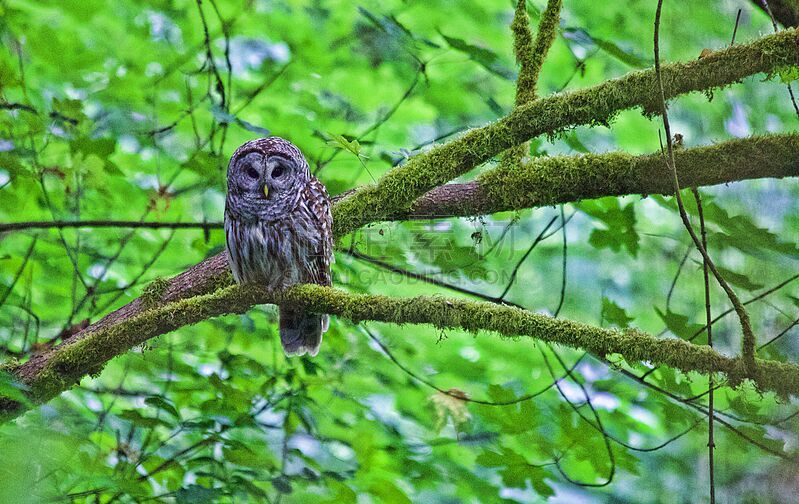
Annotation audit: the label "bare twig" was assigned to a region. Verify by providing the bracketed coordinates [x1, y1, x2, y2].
[364, 326, 575, 406]
[497, 215, 558, 300]
[0, 237, 36, 309]
[730, 9, 743, 46]
[0, 220, 222, 233]
[692, 187, 715, 504]
[653, 0, 757, 372]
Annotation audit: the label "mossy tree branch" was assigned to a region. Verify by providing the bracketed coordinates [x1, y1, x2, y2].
[502, 0, 562, 167]
[331, 28, 799, 236]
[405, 133, 799, 218]
[4, 283, 799, 421]
[513, 0, 561, 104]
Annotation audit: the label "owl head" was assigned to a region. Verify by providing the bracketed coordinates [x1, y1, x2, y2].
[225, 137, 311, 221]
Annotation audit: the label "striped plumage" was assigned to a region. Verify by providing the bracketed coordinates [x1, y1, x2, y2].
[224, 137, 332, 357]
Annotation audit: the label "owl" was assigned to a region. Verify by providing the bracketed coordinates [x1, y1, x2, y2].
[224, 137, 333, 357]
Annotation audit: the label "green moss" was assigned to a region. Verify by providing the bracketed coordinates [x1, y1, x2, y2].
[141, 276, 170, 308]
[0, 358, 19, 373]
[477, 133, 799, 215]
[512, 0, 561, 105]
[510, 0, 536, 106]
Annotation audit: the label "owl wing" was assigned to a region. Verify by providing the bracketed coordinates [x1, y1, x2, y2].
[302, 176, 333, 287]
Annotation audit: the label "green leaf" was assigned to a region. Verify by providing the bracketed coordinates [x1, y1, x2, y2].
[478, 384, 538, 434]
[715, 266, 764, 291]
[368, 479, 411, 504]
[440, 33, 515, 80]
[145, 396, 181, 420]
[0, 51, 19, 88]
[223, 446, 275, 469]
[175, 485, 222, 504]
[476, 447, 554, 495]
[70, 137, 116, 158]
[654, 195, 799, 259]
[0, 371, 31, 406]
[654, 307, 705, 341]
[563, 132, 590, 153]
[357, 7, 439, 49]
[237, 118, 271, 136]
[602, 297, 634, 328]
[210, 104, 270, 135]
[562, 27, 651, 68]
[777, 65, 799, 84]
[117, 409, 173, 428]
[326, 133, 363, 158]
[52, 98, 85, 123]
[581, 198, 639, 256]
[183, 151, 223, 175]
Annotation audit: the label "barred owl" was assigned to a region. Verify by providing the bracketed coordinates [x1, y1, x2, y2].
[224, 137, 333, 357]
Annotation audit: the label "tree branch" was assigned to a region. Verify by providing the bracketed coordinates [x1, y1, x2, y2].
[1, 133, 795, 408]
[404, 133, 799, 218]
[0, 220, 222, 232]
[4, 282, 799, 421]
[331, 28, 799, 235]
[501, 0, 562, 168]
[515, 0, 561, 104]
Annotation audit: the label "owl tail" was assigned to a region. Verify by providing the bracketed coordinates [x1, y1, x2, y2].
[279, 305, 328, 357]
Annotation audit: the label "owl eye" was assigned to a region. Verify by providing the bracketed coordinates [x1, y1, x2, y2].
[244, 165, 259, 179]
[271, 164, 285, 178]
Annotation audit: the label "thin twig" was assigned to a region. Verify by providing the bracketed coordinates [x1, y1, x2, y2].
[541, 348, 615, 487]
[552, 206, 568, 317]
[0, 220, 223, 233]
[346, 250, 524, 309]
[640, 271, 799, 381]
[364, 326, 575, 406]
[758, 315, 799, 349]
[614, 364, 795, 461]
[0, 237, 37, 308]
[654, 0, 757, 372]
[195, 0, 227, 108]
[665, 245, 692, 310]
[730, 9, 743, 46]
[497, 215, 558, 300]
[692, 187, 715, 504]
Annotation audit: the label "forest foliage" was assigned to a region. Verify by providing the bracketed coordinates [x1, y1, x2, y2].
[1, 0, 799, 502]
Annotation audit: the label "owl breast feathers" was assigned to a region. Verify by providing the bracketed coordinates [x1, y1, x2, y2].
[224, 137, 333, 357]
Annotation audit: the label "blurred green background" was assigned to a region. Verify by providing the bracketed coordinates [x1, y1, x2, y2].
[1, 0, 798, 501]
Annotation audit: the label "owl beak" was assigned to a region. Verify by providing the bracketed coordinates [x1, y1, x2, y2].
[262, 184, 269, 199]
